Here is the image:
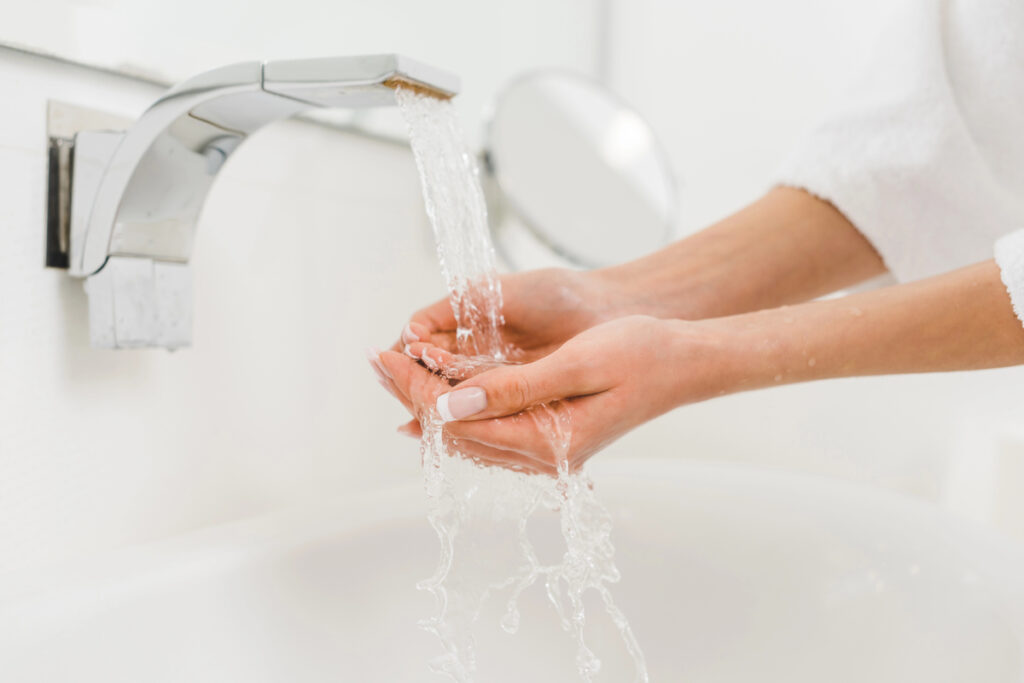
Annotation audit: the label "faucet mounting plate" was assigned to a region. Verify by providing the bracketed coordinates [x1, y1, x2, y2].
[45, 100, 131, 269]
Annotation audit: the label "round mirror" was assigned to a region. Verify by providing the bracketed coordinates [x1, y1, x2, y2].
[483, 71, 678, 269]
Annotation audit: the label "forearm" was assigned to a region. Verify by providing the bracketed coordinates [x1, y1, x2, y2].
[705, 260, 1024, 396]
[597, 186, 886, 320]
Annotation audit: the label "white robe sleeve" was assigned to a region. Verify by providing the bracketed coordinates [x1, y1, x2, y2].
[995, 231, 1024, 330]
[774, 0, 1024, 328]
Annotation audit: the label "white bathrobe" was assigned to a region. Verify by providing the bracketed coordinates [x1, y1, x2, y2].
[776, 0, 1024, 326]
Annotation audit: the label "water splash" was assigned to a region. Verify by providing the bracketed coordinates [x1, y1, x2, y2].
[397, 86, 648, 682]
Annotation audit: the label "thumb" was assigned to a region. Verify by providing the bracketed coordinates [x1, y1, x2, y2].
[435, 349, 604, 422]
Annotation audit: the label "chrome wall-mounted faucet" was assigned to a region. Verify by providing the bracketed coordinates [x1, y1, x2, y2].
[48, 55, 457, 349]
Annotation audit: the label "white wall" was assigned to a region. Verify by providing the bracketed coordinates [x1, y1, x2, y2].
[606, 0, 896, 231]
[1, 0, 601, 147]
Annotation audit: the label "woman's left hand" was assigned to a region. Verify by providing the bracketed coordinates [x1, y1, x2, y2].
[373, 315, 750, 474]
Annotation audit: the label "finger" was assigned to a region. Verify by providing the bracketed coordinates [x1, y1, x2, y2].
[367, 347, 415, 414]
[437, 352, 518, 380]
[390, 299, 460, 353]
[434, 347, 609, 422]
[402, 321, 432, 346]
[411, 297, 458, 337]
[413, 346, 504, 381]
[403, 340, 471, 368]
[443, 411, 565, 464]
[376, 376, 414, 414]
[397, 419, 422, 439]
[378, 350, 448, 414]
[403, 340, 434, 360]
[446, 436, 557, 476]
[443, 398, 599, 472]
[420, 346, 461, 375]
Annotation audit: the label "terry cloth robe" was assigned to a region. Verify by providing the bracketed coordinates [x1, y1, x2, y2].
[775, 0, 1024, 327]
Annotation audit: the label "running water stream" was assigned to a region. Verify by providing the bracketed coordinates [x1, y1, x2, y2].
[396, 86, 648, 683]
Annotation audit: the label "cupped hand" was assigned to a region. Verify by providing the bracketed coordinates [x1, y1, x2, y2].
[375, 315, 749, 474]
[369, 348, 563, 475]
[394, 268, 627, 368]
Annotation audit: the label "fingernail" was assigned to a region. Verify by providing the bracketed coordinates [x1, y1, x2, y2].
[402, 324, 421, 345]
[365, 348, 384, 378]
[403, 344, 419, 359]
[436, 387, 487, 422]
[366, 347, 391, 380]
[422, 350, 439, 371]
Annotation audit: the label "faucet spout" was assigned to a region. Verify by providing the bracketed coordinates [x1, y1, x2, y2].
[61, 55, 458, 349]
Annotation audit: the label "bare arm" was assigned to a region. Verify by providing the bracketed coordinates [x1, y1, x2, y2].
[729, 260, 1024, 384]
[596, 185, 887, 320]
[398, 187, 887, 362]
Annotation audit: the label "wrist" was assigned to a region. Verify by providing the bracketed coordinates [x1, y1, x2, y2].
[691, 305, 840, 395]
[591, 260, 705, 320]
[657, 317, 783, 407]
[583, 266, 654, 320]
[592, 238, 758, 321]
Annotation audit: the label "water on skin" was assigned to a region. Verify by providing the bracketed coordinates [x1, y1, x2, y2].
[397, 87, 649, 682]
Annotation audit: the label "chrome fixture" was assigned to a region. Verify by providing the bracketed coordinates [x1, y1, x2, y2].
[47, 54, 457, 349]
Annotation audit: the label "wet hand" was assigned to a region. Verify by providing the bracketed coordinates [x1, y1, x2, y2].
[394, 268, 626, 368]
[376, 316, 746, 473]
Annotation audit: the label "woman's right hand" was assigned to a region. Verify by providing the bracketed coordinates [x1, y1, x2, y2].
[376, 314, 755, 473]
[394, 267, 628, 365]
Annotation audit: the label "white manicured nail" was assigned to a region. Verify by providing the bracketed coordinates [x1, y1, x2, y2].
[402, 324, 420, 344]
[365, 347, 379, 364]
[436, 387, 487, 422]
[366, 347, 391, 379]
[436, 393, 455, 422]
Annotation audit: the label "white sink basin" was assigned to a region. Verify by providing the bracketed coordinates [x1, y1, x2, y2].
[2, 459, 1022, 682]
